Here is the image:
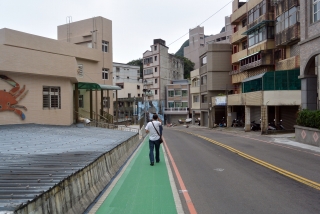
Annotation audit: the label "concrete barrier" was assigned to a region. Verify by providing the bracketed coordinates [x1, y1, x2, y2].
[15, 134, 140, 214]
[295, 125, 320, 147]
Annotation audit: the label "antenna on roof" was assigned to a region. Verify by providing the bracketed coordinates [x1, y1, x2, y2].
[66, 16, 72, 43]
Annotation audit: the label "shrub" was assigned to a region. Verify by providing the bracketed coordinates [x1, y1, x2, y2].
[297, 109, 320, 129]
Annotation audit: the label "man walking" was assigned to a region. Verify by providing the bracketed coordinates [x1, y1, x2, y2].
[145, 114, 162, 166]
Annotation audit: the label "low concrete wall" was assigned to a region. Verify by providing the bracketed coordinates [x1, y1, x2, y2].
[15, 134, 140, 214]
[295, 125, 320, 147]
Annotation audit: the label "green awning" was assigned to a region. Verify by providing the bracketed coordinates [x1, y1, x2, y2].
[78, 82, 121, 90]
[238, 51, 260, 61]
[242, 73, 266, 82]
[242, 20, 274, 35]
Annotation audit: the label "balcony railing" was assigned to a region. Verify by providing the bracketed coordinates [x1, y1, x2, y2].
[275, 22, 300, 46]
[275, 55, 300, 70]
[232, 49, 247, 64]
[240, 59, 262, 72]
[164, 107, 188, 112]
[231, 3, 247, 24]
[247, 13, 274, 30]
[232, 26, 248, 44]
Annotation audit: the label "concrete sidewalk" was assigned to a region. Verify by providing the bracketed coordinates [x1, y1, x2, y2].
[87, 136, 182, 214]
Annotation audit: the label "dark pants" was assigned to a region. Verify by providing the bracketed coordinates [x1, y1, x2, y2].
[149, 140, 160, 163]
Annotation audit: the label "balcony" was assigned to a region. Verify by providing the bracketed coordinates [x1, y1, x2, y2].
[190, 86, 200, 94]
[164, 107, 188, 115]
[200, 64, 207, 75]
[275, 55, 300, 70]
[231, 4, 247, 24]
[247, 13, 274, 30]
[239, 50, 273, 72]
[232, 26, 248, 44]
[200, 85, 207, 93]
[232, 49, 247, 64]
[275, 23, 300, 46]
[144, 81, 153, 85]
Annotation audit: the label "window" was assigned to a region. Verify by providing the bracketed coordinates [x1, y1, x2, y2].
[116, 76, 119, 79]
[143, 57, 153, 64]
[248, 25, 270, 47]
[43, 86, 61, 109]
[77, 64, 83, 77]
[155, 90, 158, 95]
[314, 0, 320, 22]
[201, 56, 207, 66]
[103, 97, 110, 108]
[242, 41, 247, 50]
[168, 90, 174, 97]
[276, 7, 298, 34]
[200, 37, 203, 39]
[201, 95, 207, 103]
[242, 18, 247, 27]
[174, 90, 182, 96]
[154, 45, 157, 51]
[116, 67, 120, 72]
[128, 93, 131, 98]
[168, 102, 174, 108]
[155, 67, 157, 72]
[193, 95, 199, 102]
[192, 78, 200, 87]
[175, 102, 182, 107]
[182, 90, 188, 97]
[102, 68, 109, 79]
[155, 78, 158, 83]
[248, 0, 266, 25]
[102, 40, 109, 52]
[138, 94, 140, 97]
[127, 76, 129, 79]
[154, 56, 157, 61]
[201, 75, 207, 85]
[144, 68, 153, 75]
[137, 85, 140, 89]
[182, 102, 188, 107]
[79, 94, 84, 108]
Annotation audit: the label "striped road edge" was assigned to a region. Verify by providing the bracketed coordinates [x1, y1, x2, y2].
[162, 140, 185, 214]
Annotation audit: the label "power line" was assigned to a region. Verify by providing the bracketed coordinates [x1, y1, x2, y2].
[167, 0, 233, 47]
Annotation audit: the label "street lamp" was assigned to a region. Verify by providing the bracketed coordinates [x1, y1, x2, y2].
[143, 79, 148, 126]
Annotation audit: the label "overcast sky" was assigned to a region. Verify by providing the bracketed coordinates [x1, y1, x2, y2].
[0, 0, 232, 63]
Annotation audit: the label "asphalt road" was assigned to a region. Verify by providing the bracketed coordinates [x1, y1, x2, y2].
[163, 126, 320, 214]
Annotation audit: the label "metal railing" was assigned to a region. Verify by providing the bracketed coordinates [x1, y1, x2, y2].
[164, 107, 188, 112]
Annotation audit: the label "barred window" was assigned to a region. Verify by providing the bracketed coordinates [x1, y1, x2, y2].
[102, 68, 109, 80]
[43, 86, 61, 109]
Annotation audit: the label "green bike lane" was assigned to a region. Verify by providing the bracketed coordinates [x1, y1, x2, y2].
[89, 136, 182, 214]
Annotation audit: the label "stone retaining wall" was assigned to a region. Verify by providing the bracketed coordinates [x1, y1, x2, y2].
[15, 134, 140, 214]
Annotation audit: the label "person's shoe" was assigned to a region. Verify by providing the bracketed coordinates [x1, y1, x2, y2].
[156, 160, 160, 163]
[150, 162, 154, 166]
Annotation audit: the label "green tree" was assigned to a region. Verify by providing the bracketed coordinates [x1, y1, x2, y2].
[127, 58, 143, 79]
[174, 55, 195, 79]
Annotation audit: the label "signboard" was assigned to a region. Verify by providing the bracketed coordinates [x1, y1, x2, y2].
[215, 96, 226, 106]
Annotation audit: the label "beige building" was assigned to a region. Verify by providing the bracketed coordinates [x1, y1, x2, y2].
[199, 43, 232, 128]
[0, 17, 119, 126]
[184, 17, 232, 69]
[229, 0, 301, 132]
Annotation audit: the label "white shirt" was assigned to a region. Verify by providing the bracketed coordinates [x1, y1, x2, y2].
[145, 120, 161, 141]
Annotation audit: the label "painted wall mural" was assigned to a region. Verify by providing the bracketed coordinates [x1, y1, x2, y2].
[137, 100, 165, 122]
[0, 75, 28, 120]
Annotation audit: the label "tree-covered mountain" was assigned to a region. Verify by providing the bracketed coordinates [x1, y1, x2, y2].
[175, 39, 189, 57]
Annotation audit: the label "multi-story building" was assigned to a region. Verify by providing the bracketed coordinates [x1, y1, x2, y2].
[142, 39, 184, 121]
[190, 69, 201, 124]
[58, 17, 118, 122]
[0, 17, 119, 126]
[299, 0, 320, 110]
[112, 62, 143, 120]
[164, 79, 190, 123]
[199, 43, 232, 128]
[184, 17, 232, 69]
[228, 0, 301, 132]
